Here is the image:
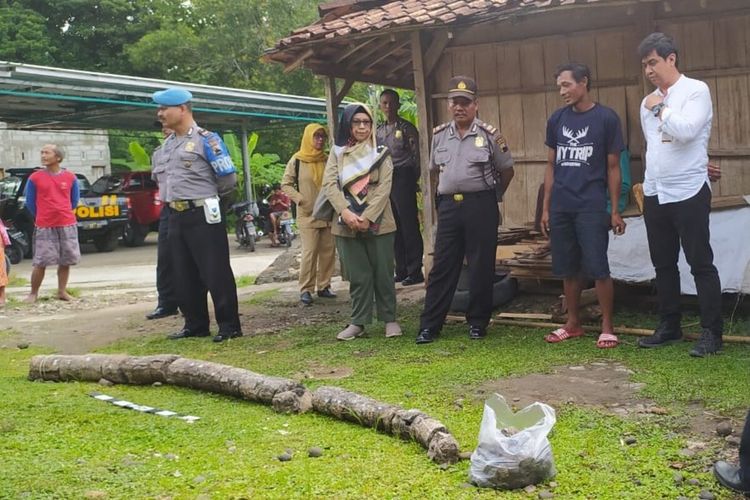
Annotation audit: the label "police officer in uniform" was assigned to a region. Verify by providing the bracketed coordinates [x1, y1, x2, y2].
[376, 89, 424, 285]
[152, 87, 242, 343]
[416, 76, 514, 344]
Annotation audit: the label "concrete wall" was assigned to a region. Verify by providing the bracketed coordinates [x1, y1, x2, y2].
[0, 123, 110, 182]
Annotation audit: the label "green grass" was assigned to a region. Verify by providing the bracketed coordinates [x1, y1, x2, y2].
[7, 274, 28, 287]
[235, 274, 257, 287]
[242, 288, 280, 305]
[1, 305, 748, 498]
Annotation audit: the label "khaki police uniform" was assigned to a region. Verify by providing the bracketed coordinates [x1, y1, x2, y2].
[419, 117, 513, 333]
[281, 157, 336, 295]
[376, 117, 424, 281]
[157, 124, 241, 336]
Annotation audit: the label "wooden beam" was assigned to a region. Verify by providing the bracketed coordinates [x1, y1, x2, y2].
[363, 39, 411, 70]
[411, 31, 437, 278]
[349, 37, 394, 67]
[386, 57, 413, 79]
[423, 30, 451, 78]
[336, 38, 376, 64]
[283, 49, 314, 73]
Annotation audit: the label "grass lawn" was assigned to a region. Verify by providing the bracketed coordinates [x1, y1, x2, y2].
[1, 304, 748, 499]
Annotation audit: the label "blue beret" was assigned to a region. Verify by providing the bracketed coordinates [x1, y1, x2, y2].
[152, 87, 192, 106]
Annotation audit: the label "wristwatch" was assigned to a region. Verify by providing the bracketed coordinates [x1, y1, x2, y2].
[652, 103, 665, 117]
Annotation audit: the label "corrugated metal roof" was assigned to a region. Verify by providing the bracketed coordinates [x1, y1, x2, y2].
[0, 61, 336, 131]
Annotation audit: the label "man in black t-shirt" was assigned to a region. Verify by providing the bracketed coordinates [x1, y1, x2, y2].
[541, 62, 626, 349]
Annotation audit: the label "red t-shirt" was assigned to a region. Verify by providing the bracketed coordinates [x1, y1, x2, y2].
[27, 170, 78, 228]
[269, 192, 290, 213]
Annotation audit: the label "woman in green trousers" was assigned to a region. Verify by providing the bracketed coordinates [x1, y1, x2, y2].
[322, 103, 401, 340]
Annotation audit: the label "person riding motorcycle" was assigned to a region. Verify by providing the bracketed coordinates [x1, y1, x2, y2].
[267, 183, 291, 247]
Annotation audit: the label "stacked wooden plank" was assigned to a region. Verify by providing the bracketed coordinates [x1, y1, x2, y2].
[498, 232, 555, 280]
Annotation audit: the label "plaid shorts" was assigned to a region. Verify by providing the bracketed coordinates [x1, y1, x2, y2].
[32, 225, 81, 267]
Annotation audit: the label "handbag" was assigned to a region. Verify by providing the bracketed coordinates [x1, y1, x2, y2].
[312, 189, 334, 221]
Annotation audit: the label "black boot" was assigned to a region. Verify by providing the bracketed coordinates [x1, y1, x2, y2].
[638, 321, 683, 348]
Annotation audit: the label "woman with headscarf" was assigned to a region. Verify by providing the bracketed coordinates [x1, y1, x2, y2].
[282, 124, 337, 305]
[321, 103, 401, 340]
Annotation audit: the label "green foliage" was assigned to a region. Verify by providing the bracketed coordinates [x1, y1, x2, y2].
[127, 142, 151, 171]
[0, 6, 53, 64]
[224, 132, 286, 200]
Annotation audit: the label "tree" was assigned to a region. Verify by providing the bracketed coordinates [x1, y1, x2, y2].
[0, 6, 54, 64]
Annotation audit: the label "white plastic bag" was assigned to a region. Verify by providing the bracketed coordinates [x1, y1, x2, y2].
[469, 393, 557, 489]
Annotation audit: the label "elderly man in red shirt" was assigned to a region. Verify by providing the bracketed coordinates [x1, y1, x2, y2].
[24, 144, 81, 303]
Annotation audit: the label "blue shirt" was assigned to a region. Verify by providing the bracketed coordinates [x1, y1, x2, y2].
[545, 103, 624, 212]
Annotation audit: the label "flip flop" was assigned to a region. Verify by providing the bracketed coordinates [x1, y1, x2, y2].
[545, 327, 584, 343]
[596, 332, 620, 349]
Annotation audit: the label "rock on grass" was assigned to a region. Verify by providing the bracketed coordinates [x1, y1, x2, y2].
[698, 490, 715, 500]
[277, 452, 292, 462]
[308, 447, 323, 458]
[716, 421, 733, 437]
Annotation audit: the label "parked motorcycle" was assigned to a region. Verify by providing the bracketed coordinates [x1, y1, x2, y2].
[3, 221, 29, 265]
[230, 201, 259, 252]
[275, 210, 296, 247]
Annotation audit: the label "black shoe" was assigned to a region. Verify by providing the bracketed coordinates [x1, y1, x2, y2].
[416, 328, 437, 344]
[401, 272, 425, 286]
[469, 325, 486, 340]
[300, 291, 313, 305]
[690, 329, 723, 357]
[167, 328, 209, 340]
[146, 306, 179, 320]
[394, 274, 406, 283]
[317, 287, 336, 298]
[213, 331, 243, 343]
[713, 460, 750, 494]
[638, 322, 683, 348]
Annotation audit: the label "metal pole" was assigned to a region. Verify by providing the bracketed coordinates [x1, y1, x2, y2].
[240, 125, 252, 202]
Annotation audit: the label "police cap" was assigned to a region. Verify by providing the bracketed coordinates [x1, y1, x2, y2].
[447, 76, 477, 100]
[152, 87, 192, 106]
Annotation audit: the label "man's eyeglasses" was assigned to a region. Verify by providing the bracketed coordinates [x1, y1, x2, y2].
[352, 119, 372, 127]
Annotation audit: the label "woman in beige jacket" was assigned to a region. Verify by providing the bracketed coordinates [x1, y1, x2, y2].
[322, 103, 401, 340]
[282, 124, 336, 305]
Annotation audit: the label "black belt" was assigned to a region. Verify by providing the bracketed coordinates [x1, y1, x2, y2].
[437, 190, 494, 202]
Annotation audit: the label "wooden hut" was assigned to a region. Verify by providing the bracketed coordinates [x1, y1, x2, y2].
[265, 0, 750, 261]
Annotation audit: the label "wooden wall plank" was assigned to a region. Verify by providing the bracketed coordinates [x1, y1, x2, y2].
[521, 93, 548, 160]
[475, 46, 498, 92]
[716, 75, 750, 148]
[502, 160, 529, 226]
[543, 37, 569, 85]
[705, 78, 720, 151]
[499, 94, 525, 158]
[625, 84, 644, 170]
[681, 20, 714, 71]
[596, 32, 625, 80]
[598, 87, 627, 133]
[716, 158, 748, 196]
[478, 94, 500, 132]
[497, 44, 521, 90]
[432, 55, 453, 93]
[520, 42, 545, 87]
[714, 16, 748, 69]
[452, 49, 476, 79]
[568, 34, 598, 79]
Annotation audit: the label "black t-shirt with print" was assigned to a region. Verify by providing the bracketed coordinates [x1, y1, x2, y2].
[545, 103, 624, 212]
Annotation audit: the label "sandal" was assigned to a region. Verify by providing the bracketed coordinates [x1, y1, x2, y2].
[545, 327, 584, 343]
[596, 332, 619, 349]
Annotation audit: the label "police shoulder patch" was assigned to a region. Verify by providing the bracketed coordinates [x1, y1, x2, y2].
[433, 122, 450, 134]
[477, 120, 497, 136]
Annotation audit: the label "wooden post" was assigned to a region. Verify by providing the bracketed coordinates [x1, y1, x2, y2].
[240, 125, 252, 202]
[324, 76, 340, 140]
[411, 31, 437, 277]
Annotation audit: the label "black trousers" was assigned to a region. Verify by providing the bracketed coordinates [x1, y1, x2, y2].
[168, 208, 240, 334]
[156, 206, 178, 310]
[741, 409, 750, 486]
[420, 190, 498, 331]
[643, 183, 722, 334]
[391, 168, 424, 278]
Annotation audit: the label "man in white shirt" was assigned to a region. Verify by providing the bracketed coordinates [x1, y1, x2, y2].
[637, 32, 722, 357]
